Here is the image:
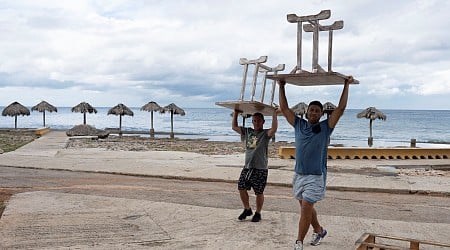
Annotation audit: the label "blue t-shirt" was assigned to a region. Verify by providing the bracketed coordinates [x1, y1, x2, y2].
[294, 117, 333, 175]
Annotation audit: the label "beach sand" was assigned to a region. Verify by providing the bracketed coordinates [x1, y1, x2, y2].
[65, 135, 294, 158]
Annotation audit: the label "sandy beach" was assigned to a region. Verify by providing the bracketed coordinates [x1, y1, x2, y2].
[65, 135, 294, 158]
[0, 129, 292, 157]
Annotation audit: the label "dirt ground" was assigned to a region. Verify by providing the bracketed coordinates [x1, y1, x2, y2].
[0, 190, 14, 218]
[0, 130, 37, 217]
[0, 131, 292, 218]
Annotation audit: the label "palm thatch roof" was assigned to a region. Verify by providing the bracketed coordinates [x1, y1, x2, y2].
[160, 103, 186, 115]
[357, 107, 387, 120]
[32, 101, 57, 127]
[71, 102, 97, 114]
[71, 102, 97, 125]
[140, 101, 162, 112]
[108, 103, 134, 116]
[323, 102, 336, 115]
[2, 101, 30, 117]
[31, 101, 57, 113]
[291, 102, 308, 117]
[2, 102, 30, 129]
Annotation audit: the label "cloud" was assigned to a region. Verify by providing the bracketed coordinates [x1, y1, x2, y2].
[0, 0, 449, 109]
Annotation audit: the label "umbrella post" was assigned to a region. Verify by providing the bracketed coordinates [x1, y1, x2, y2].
[150, 112, 155, 138]
[170, 111, 174, 139]
[32, 100, 57, 127]
[368, 137, 373, 147]
[119, 115, 123, 136]
[15, 115, 18, 129]
[141, 101, 161, 139]
[159, 103, 184, 140]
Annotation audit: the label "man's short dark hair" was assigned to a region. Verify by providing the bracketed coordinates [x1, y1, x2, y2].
[252, 112, 265, 121]
[308, 101, 323, 111]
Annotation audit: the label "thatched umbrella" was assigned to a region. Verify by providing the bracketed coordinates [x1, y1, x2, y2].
[323, 101, 336, 118]
[140, 101, 161, 137]
[2, 101, 30, 129]
[357, 107, 387, 146]
[108, 103, 134, 136]
[291, 102, 308, 118]
[71, 102, 97, 125]
[31, 101, 57, 127]
[160, 103, 185, 139]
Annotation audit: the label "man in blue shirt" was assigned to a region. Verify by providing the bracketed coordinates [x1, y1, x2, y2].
[278, 77, 353, 250]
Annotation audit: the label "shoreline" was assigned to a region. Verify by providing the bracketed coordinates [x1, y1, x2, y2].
[1, 108, 449, 147]
[2, 128, 450, 156]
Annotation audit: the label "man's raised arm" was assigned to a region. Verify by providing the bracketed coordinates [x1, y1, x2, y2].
[328, 76, 353, 128]
[232, 110, 243, 135]
[278, 80, 296, 126]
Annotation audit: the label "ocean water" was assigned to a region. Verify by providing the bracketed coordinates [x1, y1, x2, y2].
[1, 107, 449, 148]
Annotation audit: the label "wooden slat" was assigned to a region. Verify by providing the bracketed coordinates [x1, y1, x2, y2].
[359, 242, 409, 250]
[215, 101, 278, 116]
[354, 233, 450, 250]
[267, 72, 359, 86]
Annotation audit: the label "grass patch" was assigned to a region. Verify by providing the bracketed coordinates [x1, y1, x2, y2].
[0, 130, 37, 153]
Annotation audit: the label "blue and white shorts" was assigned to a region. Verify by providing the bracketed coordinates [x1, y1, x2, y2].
[292, 173, 325, 203]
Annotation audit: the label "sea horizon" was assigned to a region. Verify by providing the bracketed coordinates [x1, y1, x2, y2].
[1, 107, 449, 148]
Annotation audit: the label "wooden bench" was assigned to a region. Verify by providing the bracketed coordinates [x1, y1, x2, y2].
[279, 147, 450, 160]
[35, 127, 50, 136]
[355, 232, 450, 250]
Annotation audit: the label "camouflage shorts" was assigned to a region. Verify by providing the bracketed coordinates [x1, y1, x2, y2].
[238, 168, 268, 195]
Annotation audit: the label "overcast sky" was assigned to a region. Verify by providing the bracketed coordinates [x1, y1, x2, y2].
[0, 0, 449, 110]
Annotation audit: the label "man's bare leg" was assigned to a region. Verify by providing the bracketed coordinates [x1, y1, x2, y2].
[239, 189, 250, 209]
[311, 207, 322, 233]
[255, 193, 264, 213]
[297, 200, 314, 242]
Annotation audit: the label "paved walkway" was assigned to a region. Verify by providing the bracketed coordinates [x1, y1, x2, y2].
[1, 131, 449, 249]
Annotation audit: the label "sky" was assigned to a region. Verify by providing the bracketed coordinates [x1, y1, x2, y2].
[0, 0, 449, 110]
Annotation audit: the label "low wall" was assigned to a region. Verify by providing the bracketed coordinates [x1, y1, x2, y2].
[278, 147, 450, 160]
[35, 127, 50, 137]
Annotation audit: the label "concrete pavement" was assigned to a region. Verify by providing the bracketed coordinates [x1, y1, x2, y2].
[1, 131, 449, 249]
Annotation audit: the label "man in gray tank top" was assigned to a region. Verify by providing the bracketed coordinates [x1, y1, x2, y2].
[232, 109, 278, 222]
